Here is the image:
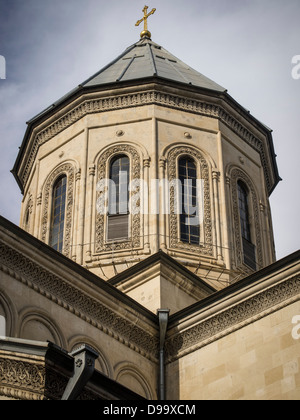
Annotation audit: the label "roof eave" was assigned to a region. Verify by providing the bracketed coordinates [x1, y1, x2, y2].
[12, 76, 226, 192]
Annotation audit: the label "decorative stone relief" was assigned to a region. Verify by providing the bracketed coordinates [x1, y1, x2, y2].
[0, 357, 46, 400]
[41, 163, 75, 258]
[0, 356, 68, 400]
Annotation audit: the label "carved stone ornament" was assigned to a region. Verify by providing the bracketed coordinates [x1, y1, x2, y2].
[167, 146, 213, 256]
[0, 356, 68, 400]
[0, 357, 46, 400]
[95, 144, 142, 253]
[41, 163, 75, 258]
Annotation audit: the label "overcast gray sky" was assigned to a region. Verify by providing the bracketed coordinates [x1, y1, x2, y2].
[0, 0, 299, 260]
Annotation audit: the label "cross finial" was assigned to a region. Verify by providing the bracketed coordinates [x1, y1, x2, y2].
[135, 5, 156, 39]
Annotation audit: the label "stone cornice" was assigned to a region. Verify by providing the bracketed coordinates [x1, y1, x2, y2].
[165, 254, 300, 362]
[13, 82, 279, 195]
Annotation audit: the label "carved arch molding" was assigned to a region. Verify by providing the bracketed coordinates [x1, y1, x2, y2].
[230, 167, 263, 269]
[95, 144, 142, 253]
[41, 163, 75, 258]
[167, 146, 213, 256]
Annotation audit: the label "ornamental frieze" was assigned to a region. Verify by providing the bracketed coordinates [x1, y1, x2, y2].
[19, 89, 274, 194]
[165, 276, 300, 362]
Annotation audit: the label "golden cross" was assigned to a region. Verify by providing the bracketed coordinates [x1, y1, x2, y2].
[135, 5, 156, 39]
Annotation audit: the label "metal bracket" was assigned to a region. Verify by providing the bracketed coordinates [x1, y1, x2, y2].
[61, 344, 99, 400]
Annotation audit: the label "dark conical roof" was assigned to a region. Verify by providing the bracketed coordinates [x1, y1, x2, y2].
[27, 37, 226, 125]
[82, 37, 226, 92]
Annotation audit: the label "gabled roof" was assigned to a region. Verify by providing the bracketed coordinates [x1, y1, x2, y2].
[109, 249, 215, 295]
[81, 37, 226, 92]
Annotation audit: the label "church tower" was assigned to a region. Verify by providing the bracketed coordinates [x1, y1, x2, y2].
[3, 8, 300, 402]
[12, 9, 280, 299]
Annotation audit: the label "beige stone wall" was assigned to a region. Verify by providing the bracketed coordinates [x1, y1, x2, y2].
[166, 301, 300, 400]
[125, 274, 200, 315]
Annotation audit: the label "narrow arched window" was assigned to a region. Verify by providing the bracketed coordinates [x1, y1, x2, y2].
[24, 208, 30, 231]
[238, 181, 251, 242]
[179, 157, 200, 245]
[238, 181, 256, 269]
[107, 155, 130, 241]
[49, 175, 67, 253]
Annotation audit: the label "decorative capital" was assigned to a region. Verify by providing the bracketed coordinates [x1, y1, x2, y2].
[159, 156, 167, 169]
[143, 158, 151, 168]
[37, 193, 42, 206]
[89, 165, 96, 177]
[212, 170, 220, 181]
[259, 200, 265, 212]
[75, 169, 81, 182]
[225, 175, 231, 186]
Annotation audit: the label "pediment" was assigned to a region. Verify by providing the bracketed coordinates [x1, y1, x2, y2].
[109, 250, 215, 314]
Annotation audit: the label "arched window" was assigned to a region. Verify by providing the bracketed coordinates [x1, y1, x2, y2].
[178, 157, 200, 245]
[49, 175, 67, 253]
[237, 181, 256, 269]
[107, 155, 130, 241]
[238, 181, 251, 242]
[24, 208, 30, 231]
